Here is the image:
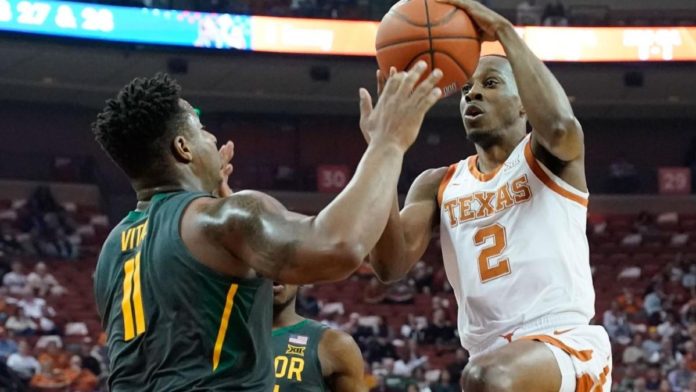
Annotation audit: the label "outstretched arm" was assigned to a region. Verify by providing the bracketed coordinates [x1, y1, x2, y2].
[197, 63, 444, 284]
[370, 168, 447, 283]
[319, 329, 368, 392]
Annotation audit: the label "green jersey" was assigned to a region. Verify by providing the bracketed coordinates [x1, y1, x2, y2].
[94, 191, 273, 391]
[272, 319, 329, 392]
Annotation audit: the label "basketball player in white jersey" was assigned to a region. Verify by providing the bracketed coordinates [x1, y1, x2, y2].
[361, 1, 612, 391]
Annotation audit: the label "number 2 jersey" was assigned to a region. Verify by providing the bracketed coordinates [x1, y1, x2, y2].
[94, 191, 274, 391]
[437, 135, 595, 354]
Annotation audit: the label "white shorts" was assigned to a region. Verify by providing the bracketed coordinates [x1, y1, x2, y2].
[471, 324, 612, 392]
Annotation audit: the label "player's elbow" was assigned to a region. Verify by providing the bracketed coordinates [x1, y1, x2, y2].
[370, 258, 408, 284]
[325, 241, 366, 278]
[548, 117, 584, 161]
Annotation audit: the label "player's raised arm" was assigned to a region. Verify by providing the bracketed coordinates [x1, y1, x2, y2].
[319, 329, 368, 392]
[440, 0, 584, 163]
[369, 168, 447, 283]
[198, 62, 443, 284]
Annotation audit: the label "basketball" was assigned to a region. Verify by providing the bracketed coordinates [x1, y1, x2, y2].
[375, 0, 481, 97]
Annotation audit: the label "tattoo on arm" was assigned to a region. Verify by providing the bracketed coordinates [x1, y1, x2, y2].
[210, 193, 300, 279]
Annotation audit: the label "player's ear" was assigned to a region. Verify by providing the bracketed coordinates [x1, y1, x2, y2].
[172, 135, 193, 163]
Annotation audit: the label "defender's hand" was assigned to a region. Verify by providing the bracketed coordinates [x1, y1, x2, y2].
[359, 67, 395, 144]
[217, 141, 234, 198]
[437, 0, 512, 42]
[358, 61, 443, 152]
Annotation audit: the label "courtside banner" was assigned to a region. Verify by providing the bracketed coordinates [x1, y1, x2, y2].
[1, 0, 695, 61]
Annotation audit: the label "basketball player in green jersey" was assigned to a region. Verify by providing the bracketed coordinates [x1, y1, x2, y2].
[272, 283, 367, 392]
[92, 64, 443, 391]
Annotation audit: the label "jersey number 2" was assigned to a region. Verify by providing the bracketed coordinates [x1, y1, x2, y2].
[474, 223, 511, 283]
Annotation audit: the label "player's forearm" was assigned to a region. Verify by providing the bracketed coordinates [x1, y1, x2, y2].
[369, 194, 410, 283]
[313, 141, 405, 263]
[497, 24, 580, 148]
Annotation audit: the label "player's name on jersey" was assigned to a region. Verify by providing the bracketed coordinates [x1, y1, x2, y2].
[442, 175, 532, 227]
[120, 220, 147, 252]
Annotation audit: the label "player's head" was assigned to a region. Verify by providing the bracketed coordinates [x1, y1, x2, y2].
[273, 282, 299, 312]
[459, 55, 527, 148]
[92, 73, 221, 193]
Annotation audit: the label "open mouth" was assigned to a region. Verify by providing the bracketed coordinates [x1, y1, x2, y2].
[464, 105, 484, 119]
[272, 282, 285, 295]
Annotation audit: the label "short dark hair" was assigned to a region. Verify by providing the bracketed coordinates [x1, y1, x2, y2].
[92, 73, 185, 178]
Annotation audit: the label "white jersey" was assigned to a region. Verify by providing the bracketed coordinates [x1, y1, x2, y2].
[438, 135, 595, 354]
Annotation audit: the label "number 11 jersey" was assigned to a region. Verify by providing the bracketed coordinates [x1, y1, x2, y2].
[437, 135, 595, 354]
[94, 191, 274, 391]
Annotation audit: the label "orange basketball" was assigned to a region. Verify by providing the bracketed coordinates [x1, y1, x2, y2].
[375, 0, 480, 98]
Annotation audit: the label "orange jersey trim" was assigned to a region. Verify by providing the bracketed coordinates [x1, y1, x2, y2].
[467, 156, 502, 182]
[437, 164, 458, 206]
[520, 334, 610, 392]
[523, 142, 589, 207]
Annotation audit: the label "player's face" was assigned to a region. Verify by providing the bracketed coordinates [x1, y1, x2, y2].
[179, 99, 222, 192]
[273, 282, 299, 306]
[459, 57, 524, 142]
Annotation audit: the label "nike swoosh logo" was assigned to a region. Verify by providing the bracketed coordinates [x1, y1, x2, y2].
[554, 328, 575, 335]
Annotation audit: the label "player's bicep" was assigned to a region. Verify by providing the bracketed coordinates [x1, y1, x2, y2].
[532, 118, 584, 163]
[201, 191, 357, 283]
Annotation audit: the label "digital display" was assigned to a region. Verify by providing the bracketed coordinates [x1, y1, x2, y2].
[1, 0, 696, 62]
[0, 0, 251, 49]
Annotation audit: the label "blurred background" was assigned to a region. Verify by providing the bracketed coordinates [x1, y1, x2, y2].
[0, 0, 695, 391]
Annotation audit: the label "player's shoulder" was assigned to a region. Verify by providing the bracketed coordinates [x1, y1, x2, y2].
[318, 327, 362, 371]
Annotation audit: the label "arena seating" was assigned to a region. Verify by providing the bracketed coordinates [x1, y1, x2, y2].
[1, 187, 695, 390]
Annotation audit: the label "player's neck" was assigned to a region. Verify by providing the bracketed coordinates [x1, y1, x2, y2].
[474, 133, 526, 173]
[132, 175, 208, 205]
[273, 301, 305, 329]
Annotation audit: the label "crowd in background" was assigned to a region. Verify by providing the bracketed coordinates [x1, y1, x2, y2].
[0, 260, 107, 391]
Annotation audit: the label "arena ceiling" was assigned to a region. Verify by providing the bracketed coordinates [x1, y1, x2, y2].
[0, 35, 694, 119]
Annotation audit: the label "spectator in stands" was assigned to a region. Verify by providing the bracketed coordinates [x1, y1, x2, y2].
[643, 328, 663, 362]
[644, 364, 663, 391]
[37, 341, 69, 370]
[411, 366, 431, 391]
[6, 339, 40, 381]
[0, 221, 28, 256]
[410, 261, 433, 294]
[2, 261, 29, 296]
[684, 265, 696, 291]
[660, 338, 679, 372]
[17, 288, 57, 334]
[634, 377, 648, 392]
[617, 364, 639, 391]
[0, 327, 17, 362]
[624, 334, 645, 365]
[423, 309, 457, 349]
[446, 348, 469, 384]
[0, 296, 12, 325]
[603, 300, 622, 338]
[30, 357, 70, 389]
[644, 283, 665, 325]
[392, 341, 428, 377]
[430, 368, 458, 392]
[78, 341, 102, 378]
[5, 307, 37, 336]
[618, 288, 643, 315]
[65, 355, 99, 392]
[542, 0, 568, 26]
[658, 313, 678, 339]
[516, 0, 542, 25]
[27, 261, 65, 297]
[669, 358, 693, 392]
